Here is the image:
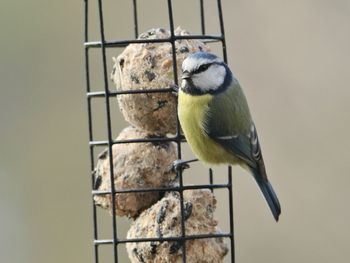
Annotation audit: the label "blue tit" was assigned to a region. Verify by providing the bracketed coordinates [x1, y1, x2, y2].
[178, 52, 281, 221]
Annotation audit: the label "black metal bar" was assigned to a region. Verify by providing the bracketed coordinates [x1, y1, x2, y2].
[209, 168, 214, 193]
[84, 35, 223, 48]
[96, 0, 119, 262]
[94, 233, 232, 245]
[132, 0, 138, 38]
[166, 1, 188, 262]
[199, 0, 206, 35]
[84, 1, 100, 262]
[86, 87, 174, 98]
[216, 0, 234, 260]
[228, 166, 235, 262]
[217, 0, 228, 62]
[89, 136, 186, 147]
[92, 183, 230, 196]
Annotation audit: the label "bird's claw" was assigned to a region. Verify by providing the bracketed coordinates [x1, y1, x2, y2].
[170, 84, 179, 96]
[92, 170, 102, 190]
[172, 158, 198, 172]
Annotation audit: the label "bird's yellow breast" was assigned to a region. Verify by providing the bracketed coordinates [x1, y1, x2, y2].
[178, 91, 238, 164]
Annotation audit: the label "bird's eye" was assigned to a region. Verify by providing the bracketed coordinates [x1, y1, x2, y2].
[194, 63, 211, 74]
[200, 64, 209, 71]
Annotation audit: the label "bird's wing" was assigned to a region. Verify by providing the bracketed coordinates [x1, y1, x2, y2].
[205, 83, 280, 220]
[203, 84, 258, 169]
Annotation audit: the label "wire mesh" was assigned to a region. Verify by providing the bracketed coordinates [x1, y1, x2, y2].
[83, 0, 235, 262]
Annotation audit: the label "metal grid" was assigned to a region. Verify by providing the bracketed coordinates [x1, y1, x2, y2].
[83, 0, 235, 262]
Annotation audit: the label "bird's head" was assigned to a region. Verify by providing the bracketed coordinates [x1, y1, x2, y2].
[180, 52, 233, 95]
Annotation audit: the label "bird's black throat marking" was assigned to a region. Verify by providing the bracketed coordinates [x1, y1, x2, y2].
[181, 62, 233, 96]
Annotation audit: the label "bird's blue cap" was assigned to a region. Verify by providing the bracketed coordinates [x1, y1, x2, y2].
[187, 51, 221, 61]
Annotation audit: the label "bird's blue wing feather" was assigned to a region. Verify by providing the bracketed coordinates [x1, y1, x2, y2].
[203, 84, 258, 168]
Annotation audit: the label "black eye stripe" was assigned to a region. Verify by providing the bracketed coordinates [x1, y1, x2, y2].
[193, 63, 212, 74]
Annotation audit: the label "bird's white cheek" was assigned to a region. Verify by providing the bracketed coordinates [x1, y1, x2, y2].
[193, 71, 225, 92]
[193, 76, 212, 91]
[194, 66, 226, 92]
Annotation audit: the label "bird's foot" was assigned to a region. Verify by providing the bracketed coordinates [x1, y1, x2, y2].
[172, 158, 198, 173]
[170, 84, 179, 96]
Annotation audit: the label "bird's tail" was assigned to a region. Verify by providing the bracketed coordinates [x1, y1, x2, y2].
[253, 172, 281, 221]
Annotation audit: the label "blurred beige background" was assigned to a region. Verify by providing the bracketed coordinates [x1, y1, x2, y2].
[1, 0, 349, 262]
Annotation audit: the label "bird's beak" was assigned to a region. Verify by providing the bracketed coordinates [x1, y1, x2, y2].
[181, 71, 192, 80]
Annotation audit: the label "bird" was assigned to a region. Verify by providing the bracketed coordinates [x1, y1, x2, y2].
[177, 51, 281, 221]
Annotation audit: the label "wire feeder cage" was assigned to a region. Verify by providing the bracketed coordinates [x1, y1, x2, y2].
[83, 0, 235, 262]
